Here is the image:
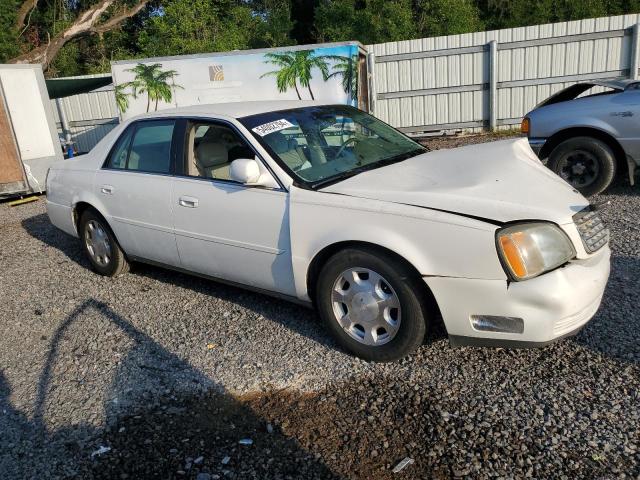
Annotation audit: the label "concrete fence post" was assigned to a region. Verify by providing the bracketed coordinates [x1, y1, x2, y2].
[488, 40, 498, 132]
[630, 23, 640, 80]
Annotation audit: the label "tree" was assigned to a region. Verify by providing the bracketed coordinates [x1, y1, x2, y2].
[414, 0, 484, 37]
[137, 0, 295, 58]
[314, 0, 416, 45]
[8, 0, 151, 72]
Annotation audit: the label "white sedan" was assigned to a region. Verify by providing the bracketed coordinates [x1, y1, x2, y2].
[46, 101, 610, 361]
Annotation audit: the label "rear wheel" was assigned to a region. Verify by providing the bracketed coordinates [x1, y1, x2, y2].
[316, 247, 428, 362]
[79, 209, 129, 277]
[547, 136, 616, 196]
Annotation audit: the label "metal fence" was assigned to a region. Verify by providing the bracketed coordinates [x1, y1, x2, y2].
[50, 73, 119, 153]
[368, 13, 640, 135]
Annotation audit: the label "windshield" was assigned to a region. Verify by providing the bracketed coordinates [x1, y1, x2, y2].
[240, 105, 426, 187]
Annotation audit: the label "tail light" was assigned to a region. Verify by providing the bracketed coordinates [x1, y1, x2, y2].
[520, 117, 530, 135]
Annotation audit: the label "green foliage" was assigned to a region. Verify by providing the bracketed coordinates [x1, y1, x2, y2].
[414, 0, 484, 37]
[3, 0, 640, 76]
[137, 0, 295, 58]
[315, 0, 416, 44]
[0, 0, 19, 62]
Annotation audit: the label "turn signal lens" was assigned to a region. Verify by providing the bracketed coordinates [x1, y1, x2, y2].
[496, 223, 575, 281]
[520, 117, 530, 135]
[499, 234, 527, 278]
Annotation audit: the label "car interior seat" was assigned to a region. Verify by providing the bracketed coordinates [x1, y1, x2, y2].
[269, 132, 311, 171]
[195, 142, 231, 180]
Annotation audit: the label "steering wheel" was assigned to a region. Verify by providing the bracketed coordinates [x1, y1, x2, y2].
[335, 136, 361, 159]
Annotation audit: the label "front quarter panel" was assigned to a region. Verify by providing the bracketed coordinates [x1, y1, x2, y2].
[528, 94, 624, 140]
[289, 186, 505, 301]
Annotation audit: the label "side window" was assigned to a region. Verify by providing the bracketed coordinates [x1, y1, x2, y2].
[128, 120, 175, 174]
[186, 122, 254, 181]
[106, 127, 133, 169]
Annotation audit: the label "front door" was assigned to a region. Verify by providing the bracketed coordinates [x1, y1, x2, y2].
[171, 119, 295, 296]
[94, 119, 180, 267]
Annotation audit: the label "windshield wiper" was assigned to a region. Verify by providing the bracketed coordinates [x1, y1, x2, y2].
[312, 148, 425, 189]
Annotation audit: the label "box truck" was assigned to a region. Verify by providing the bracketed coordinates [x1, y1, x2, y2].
[112, 41, 373, 120]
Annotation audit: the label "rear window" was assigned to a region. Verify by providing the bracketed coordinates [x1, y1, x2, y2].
[105, 120, 175, 174]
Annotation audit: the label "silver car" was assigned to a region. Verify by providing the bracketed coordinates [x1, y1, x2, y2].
[522, 78, 640, 195]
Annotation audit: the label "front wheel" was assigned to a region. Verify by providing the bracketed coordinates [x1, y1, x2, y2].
[547, 136, 616, 196]
[316, 247, 428, 362]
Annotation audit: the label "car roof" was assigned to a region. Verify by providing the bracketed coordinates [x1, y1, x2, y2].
[129, 100, 333, 121]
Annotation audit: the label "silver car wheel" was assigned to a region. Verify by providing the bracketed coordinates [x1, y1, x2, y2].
[85, 219, 111, 267]
[331, 267, 401, 346]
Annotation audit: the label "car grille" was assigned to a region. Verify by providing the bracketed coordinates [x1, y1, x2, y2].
[573, 208, 609, 253]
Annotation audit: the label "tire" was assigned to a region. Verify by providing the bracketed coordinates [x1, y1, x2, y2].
[316, 247, 428, 362]
[79, 209, 129, 277]
[547, 136, 616, 196]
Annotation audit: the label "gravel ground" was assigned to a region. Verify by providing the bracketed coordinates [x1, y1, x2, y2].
[1, 136, 639, 479]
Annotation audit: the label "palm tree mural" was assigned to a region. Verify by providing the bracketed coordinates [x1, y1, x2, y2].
[261, 52, 302, 99]
[114, 83, 131, 115]
[261, 49, 333, 100]
[327, 54, 358, 100]
[120, 63, 182, 113]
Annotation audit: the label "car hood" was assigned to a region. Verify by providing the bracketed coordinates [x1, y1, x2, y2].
[321, 138, 589, 225]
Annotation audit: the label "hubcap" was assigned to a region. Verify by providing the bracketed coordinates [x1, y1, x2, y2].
[557, 150, 600, 188]
[85, 220, 111, 266]
[331, 268, 401, 346]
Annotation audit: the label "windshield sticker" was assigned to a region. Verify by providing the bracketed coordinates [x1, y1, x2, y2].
[252, 119, 294, 137]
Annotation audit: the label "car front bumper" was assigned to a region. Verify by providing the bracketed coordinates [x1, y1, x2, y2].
[528, 138, 547, 157]
[425, 245, 610, 348]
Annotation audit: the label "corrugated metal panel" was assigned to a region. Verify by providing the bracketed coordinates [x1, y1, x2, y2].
[370, 13, 640, 133]
[50, 74, 119, 152]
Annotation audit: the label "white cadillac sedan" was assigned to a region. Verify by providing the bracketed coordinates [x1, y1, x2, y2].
[46, 101, 610, 361]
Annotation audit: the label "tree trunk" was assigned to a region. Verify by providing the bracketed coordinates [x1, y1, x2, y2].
[9, 0, 149, 72]
[154, 97, 159, 111]
[307, 85, 315, 100]
[16, 0, 39, 32]
[294, 82, 301, 100]
[146, 95, 151, 113]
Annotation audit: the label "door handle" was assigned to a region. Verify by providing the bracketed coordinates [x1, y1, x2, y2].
[100, 185, 114, 195]
[178, 196, 199, 208]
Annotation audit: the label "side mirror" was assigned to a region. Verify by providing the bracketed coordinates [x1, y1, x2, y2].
[229, 158, 278, 188]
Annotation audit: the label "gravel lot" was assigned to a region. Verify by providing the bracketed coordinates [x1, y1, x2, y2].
[1, 135, 639, 479]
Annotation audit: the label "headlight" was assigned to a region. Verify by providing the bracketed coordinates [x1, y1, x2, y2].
[496, 222, 575, 281]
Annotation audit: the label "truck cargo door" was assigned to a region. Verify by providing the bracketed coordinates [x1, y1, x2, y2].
[0, 91, 26, 195]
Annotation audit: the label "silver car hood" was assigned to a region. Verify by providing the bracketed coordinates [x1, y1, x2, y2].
[322, 138, 589, 225]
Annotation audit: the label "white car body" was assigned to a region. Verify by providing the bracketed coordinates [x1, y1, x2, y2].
[46, 101, 610, 348]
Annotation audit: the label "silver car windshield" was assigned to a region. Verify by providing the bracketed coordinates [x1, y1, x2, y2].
[240, 105, 426, 187]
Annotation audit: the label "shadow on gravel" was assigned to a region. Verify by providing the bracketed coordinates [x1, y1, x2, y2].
[0, 299, 337, 479]
[22, 213, 88, 266]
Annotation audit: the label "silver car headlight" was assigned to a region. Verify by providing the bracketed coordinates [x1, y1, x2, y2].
[496, 222, 575, 281]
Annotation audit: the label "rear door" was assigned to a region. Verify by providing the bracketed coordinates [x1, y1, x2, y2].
[94, 119, 180, 266]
